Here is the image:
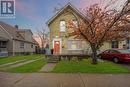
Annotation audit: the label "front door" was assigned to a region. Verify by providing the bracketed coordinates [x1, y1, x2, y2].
[54, 41, 60, 54]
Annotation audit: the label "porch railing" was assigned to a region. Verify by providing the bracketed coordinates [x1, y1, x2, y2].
[0, 48, 8, 57]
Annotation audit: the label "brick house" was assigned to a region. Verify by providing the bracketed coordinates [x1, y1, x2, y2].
[47, 3, 130, 55]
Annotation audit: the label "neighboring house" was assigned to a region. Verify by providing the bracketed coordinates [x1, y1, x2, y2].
[0, 21, 37, 57]
[47, 3, 130, 54]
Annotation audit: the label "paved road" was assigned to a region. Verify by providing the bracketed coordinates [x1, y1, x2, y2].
[0, 72, 130, 87]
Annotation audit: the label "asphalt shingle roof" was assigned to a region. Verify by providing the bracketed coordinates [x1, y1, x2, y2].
[0, 21, 37, 44]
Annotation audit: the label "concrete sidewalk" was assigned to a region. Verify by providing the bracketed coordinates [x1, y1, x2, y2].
[0, 72, 130, 87]
[39, 63, 57, 72]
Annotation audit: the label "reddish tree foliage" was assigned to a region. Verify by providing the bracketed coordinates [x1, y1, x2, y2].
[68, 0, 130, 64]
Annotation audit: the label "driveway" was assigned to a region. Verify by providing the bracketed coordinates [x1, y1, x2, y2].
[0, 72, 130, 87]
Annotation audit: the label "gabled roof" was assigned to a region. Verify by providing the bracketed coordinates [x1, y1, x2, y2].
[0, 21, 24, 41]
[47, 3, 87, 25]
[0, 21, 36, 44]
[18, 29, 33, 35]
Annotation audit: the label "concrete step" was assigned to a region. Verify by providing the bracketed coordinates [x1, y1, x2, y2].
[47, 60, 58, 63]
[48, 58, 59, 61]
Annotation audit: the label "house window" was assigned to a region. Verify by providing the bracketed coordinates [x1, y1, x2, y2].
[20, 42, 24, 48]
[0, 41, 6, 48]
[73, 20, 78, 28]
[60, 20, 66, 32]
[126, 39, 130, 49]
[111, 41, 118, 48]
[68, 40, 82, 50]
[31, 44, 33, 48]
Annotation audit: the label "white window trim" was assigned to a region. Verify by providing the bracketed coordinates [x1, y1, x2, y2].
[73, 20, 78, 28]
[60, 20, 66, 32]
[67, 40, 83, 50]
[20, 42, 24, 49]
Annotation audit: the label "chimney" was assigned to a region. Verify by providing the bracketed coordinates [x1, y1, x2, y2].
[14, 25, 18, 29]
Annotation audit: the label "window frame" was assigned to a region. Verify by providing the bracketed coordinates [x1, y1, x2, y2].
[60, 20, 66, 32]
[72, 19, 78, 28]
[67, 40, 83, 50]
[20, 42, 24, 49]
[111, 41, 119, 48]
[31, 44, 33, 48]
[0, 41, 7, 48]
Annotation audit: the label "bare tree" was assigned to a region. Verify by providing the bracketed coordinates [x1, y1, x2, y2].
[37, 27, 48, 50]
[53, 3, 62, 13]
[68, 0, 130, 64]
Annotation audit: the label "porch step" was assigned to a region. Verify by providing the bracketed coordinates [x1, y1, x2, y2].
[48, 60, 58, 63]
[47, 58, 59, 63]
[49, 58, 59, 61]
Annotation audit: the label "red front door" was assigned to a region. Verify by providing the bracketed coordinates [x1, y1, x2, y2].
[54, 41, 60, 54]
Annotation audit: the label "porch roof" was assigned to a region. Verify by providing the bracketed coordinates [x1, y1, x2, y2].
[0, 37, 8, 41]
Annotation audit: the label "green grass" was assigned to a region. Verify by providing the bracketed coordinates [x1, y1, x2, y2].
[7, 59, 46, 73]
[1, 55, 130, 73]
[53, 59, 130, 73]
[0, 54, 43, 65]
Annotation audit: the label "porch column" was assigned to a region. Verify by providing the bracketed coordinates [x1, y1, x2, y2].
[12, 40, 15, 56]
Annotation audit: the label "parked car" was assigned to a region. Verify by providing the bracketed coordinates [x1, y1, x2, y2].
[98, 49, 130, 63]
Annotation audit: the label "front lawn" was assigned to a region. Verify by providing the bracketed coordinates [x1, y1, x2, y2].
[0, 54, 42, 65]
[53, 59, 130, 73]
[0, 54, 46, 73]
[7, 59, 46, 73]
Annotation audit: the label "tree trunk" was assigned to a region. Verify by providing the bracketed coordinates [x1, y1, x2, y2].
[91, 45, 98, 64]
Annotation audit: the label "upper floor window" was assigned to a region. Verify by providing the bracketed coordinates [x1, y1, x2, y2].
[73, 20, 78, 28]
[60, 20, 66, 32]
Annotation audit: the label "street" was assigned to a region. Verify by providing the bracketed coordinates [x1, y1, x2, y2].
[0, 72, 130, 87]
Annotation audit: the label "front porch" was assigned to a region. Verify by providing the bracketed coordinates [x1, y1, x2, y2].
[45, 54, 89, 63]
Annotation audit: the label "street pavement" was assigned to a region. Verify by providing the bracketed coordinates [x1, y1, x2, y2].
[0, 72, 130, 87]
